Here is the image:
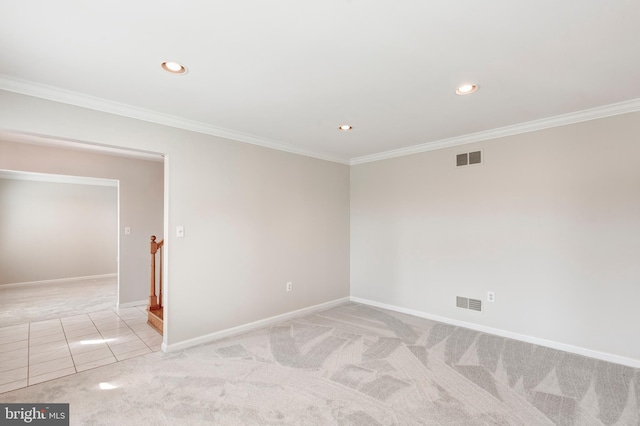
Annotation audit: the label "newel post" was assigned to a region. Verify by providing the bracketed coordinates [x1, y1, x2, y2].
[149, 236, 159, 309]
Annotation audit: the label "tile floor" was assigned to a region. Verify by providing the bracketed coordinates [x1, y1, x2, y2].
[0, 306, 162, 394]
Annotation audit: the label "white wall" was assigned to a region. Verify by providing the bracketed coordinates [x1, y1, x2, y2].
[351, 111, 640, 363]
[0, 139, 164, 305]
[0, 178, 117, 285]
[0, 90, 351, 348]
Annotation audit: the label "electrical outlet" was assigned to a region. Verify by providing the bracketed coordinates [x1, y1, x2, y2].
[286, 282, 292, 292]
[124, 227, 131, 235]
[487, 291, 495, 303]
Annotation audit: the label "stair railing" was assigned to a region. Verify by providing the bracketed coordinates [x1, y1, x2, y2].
[149, 235, 164, 310]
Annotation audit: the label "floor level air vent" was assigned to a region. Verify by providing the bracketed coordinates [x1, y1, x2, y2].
[456, 296, 482, 312]
[468, 298, 482, 312]
[456, 296, 468, 309]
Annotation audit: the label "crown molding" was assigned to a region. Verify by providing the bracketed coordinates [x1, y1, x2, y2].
[0, 129, 165, 162]
[0, 169, 117, 186]
[350, 98, 640, 165]
[0, 75, 350, 165]
[2, 75, 639, 167]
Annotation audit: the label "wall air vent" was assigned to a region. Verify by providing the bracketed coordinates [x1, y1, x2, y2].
[468, 298, 482, 312]
[456, 150, 483, 167]
[456, 296, 482, 312]
[456, 296, 468, 309]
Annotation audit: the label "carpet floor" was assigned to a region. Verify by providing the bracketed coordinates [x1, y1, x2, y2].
[1, 302, 638, 425]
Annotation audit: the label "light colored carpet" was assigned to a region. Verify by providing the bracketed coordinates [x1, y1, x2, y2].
[0, 277, 117, 327]
[1, 302, 638, 425]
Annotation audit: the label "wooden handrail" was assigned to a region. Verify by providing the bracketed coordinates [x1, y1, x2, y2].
[149, 235, 164, 310]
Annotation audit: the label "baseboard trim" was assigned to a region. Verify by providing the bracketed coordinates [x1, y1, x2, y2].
[0, 273, 117, 288]
[163, 296, 350, 353]
[350, 296, 640, 369]
[117, 299, 147, 309]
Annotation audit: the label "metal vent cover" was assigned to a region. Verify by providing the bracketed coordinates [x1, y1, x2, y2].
[456, 296, 482, 312]
[469, 151, 482, 165]
[456, 296, 468, 309]
[456, 150, 483, 167]
[468, 298, 482, 312]
[456, 153, 468, 167]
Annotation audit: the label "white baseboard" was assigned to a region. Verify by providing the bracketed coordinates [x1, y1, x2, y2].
[162, 296, 350, 353]
[350, 297, 640, 369]
[117, 299, 147, 309]
[0, 273, 117, 288]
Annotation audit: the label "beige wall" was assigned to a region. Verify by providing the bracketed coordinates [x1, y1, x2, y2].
[5, 87, 635, 364]
[0, 138, 164, 305]
[0, 178, 117, 285]
[0, 90, 351, 348]
[351, 111, 640, 362]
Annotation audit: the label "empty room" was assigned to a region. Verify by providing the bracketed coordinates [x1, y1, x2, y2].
[0, 1, 639, 425]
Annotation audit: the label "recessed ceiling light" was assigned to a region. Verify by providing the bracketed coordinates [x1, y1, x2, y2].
[338, 125, 353, 131]
[456, 84, 478, 95]
[161, 61, 188, 75]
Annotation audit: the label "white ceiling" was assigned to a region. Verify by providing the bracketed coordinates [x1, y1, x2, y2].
[1, 1, 639, 164]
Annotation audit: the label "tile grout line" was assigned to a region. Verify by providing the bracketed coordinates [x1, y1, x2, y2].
[111, 307, 157, 353]
[26, 322, 31, 385]
[60, 316, 80, 375]
[89, 312, 119, 361]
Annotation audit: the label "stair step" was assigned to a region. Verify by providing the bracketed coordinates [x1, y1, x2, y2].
[147, 307, 163, 335]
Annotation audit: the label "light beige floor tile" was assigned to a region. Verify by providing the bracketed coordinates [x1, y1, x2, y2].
[141, 335, 163, 347]
[0, 378, 27, 393]
[29, 346, 71, 365]
[114, 347, 151, 361]
[0, 367, 28, 386]
[68, 341, 110, 355]
[29, 356, 74, 377]
[71, 346, 114, 365]
[123, 318, 148, 326]
[65, 332, 103, 344]
[29, 340, 69, 355]
[29, 327, 64, 339]
[0, 339, 28, 353]
[60, 318, 94, 328]
[29, 319, 62, 331]
[63, 326, 100, 339]
[108, 339, 147, 355]
[0, 347, 28, 362]
[0, 324, 29, 338]
[102, 333, 139, 346]
[0, 356, 28, 373]
[28, 367, 76, 386]
[75, 356, 116, 372]
[125, 324, 151, 333]
[95, 322, 129, 333]
[60, 314, 91, 323]
[0, 332, 29, 345]
[29, 332, 67, 347]
[99, 326, 136, 336]
[147, 343, 162, 352]
[134, 328, 161, 339]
